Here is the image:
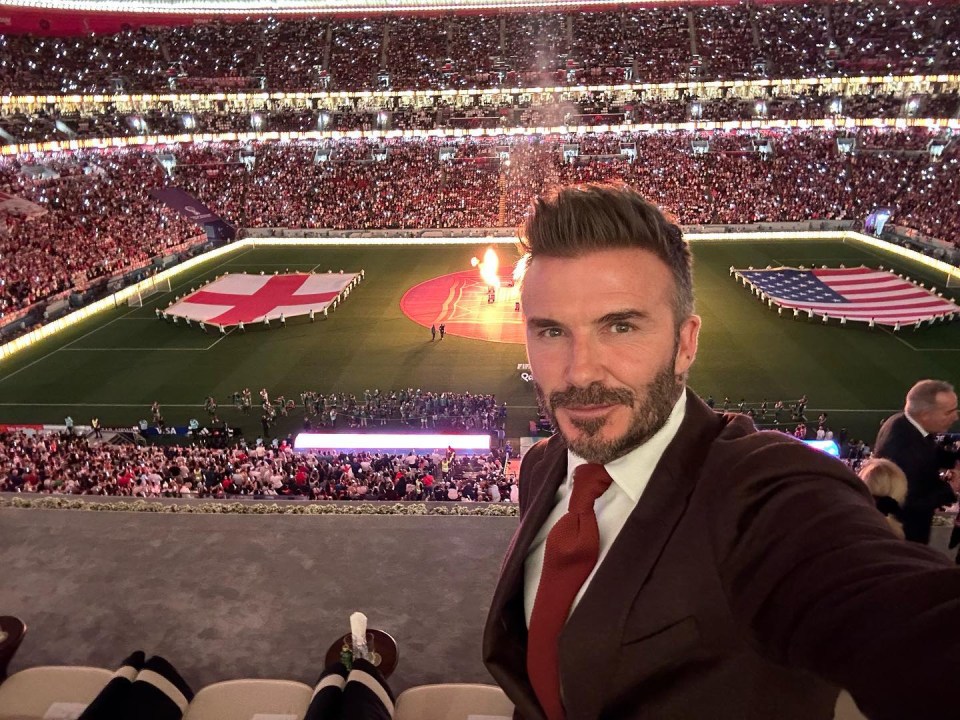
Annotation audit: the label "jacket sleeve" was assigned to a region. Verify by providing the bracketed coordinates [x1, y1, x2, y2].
[710, 435, 960, 720]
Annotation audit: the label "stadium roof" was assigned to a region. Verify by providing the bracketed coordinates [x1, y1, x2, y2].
[0, 0, 632, 14]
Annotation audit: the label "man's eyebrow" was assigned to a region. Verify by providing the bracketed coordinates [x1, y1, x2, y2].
[597, 310, 652, 325]
[526, 316, 563, 329]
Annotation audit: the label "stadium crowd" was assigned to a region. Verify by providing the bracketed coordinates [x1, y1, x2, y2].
[293, 388, 507, 432]
[0, 2, 958, 94]
[3, 127, 960, 322]
[2, 396, 931, 502]
[0, 427, 514, 501]
[3, 89, 959, 145]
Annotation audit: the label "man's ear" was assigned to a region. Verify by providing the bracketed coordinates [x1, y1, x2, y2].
[674, 314, 701, 377]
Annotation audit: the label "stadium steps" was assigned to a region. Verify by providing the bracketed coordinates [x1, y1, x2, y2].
[687, 9, 699, 58]
[497, 171, 508, 226]
[747, 7, 763, 57]
[102, 431, 143, 447]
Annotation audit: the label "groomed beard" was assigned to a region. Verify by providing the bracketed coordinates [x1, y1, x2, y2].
[536, 360, 684, 465]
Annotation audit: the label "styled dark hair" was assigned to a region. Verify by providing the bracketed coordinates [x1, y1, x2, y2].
[518, 182, 694, 324]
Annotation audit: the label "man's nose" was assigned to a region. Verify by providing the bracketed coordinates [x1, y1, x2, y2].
[565, 335, 605, 388]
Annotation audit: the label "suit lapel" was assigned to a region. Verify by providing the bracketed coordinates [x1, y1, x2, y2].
[498, 439, 568, 602]
[485, 436, 568, 719]
[558, 393, 724, 720]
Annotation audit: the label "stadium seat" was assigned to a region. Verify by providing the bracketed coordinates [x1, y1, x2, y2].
[0, 666, 112, 719]
[0, 617, 26, 681]
[182, 679, 313, 720]
[394, 683, 514, 720]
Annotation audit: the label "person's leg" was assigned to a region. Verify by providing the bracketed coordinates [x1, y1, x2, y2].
[341, 658, 395, 720]
[77, 651, 145, 720]
[125, 655, 194, 720]
[304, 662, 349, 720]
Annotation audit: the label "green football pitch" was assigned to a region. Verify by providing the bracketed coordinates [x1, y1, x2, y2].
[0, 236, 957, 444]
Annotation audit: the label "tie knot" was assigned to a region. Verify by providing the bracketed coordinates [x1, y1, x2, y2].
[569, 463, 613, 512]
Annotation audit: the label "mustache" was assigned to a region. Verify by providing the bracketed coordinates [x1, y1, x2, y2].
[549, 383, 636, 410]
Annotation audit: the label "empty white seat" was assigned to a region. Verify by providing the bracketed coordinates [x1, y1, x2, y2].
[0, 666, 112, 719]
[395, 683, 514, 720]
[183, 679, 312, 720]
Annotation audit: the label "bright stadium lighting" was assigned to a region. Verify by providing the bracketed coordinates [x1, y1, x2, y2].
[0, 0, 656, 14]
[293, 433, 492, 453]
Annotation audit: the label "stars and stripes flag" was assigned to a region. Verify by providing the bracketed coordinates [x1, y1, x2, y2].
[734, 266, 959, 327]
[164, 272, 359, 326]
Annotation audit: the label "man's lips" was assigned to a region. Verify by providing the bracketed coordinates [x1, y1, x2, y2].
[559, 404, 618, 418]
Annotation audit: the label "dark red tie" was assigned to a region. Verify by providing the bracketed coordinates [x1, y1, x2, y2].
[527, 463, 613, 720]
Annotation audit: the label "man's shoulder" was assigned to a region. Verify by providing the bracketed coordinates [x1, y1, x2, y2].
[705, 416, 854, 485]
[518, 434, 562, 474]
[875, 412, 918, 451]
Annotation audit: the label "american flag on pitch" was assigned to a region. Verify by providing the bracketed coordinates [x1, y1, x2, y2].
[735, 266, 959, 327]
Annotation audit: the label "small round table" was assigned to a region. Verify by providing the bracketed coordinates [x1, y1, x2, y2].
[324, 628, 399, 679]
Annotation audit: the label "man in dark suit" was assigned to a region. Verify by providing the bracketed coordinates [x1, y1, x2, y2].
[483, 183, 960, 720]
[874, 380, 959, 544]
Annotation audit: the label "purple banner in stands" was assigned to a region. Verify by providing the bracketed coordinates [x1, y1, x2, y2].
[149, 187, 236, 240]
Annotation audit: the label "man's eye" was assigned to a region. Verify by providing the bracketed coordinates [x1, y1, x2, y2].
[539, 327, 563, 338]
[611, 322, 634, 333]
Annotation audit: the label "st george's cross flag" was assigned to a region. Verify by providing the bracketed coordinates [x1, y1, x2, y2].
[165, 273, 358, 326]
[735, 266, 959, 326]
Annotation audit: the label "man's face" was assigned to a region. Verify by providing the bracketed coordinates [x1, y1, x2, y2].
[920, 391, 960, 434]
[521, 247, 701, 465]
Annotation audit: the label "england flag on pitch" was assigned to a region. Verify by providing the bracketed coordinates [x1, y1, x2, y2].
[165, 272, 358, 326]
[735, 266, 959, 326]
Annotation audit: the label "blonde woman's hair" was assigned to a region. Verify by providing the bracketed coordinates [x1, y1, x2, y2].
[858, 458, 908, 505]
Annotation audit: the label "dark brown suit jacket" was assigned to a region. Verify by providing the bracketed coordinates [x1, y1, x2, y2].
[483, 391, 960, 719]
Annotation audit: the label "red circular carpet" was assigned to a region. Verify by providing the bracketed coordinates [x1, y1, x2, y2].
[400, 270, 524, 345]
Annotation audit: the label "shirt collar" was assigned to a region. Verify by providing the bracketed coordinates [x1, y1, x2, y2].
[904, 410, 929, 438]
[567, 388, 688, 504]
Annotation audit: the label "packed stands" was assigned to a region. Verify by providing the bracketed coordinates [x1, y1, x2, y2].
[2, 126, 960, 322]
[2, 2, 960, 93]
[4, 88, 959, 145]
[0, 428, 513, 501]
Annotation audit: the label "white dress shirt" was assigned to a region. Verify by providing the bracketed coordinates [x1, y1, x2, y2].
[905, 410, 929, 437]
[524, 390, 688, 628]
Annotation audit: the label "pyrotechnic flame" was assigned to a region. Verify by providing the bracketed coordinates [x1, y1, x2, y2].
[479, 247, 501, 288]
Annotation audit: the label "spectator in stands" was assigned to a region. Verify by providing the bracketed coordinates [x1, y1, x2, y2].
[858, 457, 908, 539]
[874, 379, 960, 544]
